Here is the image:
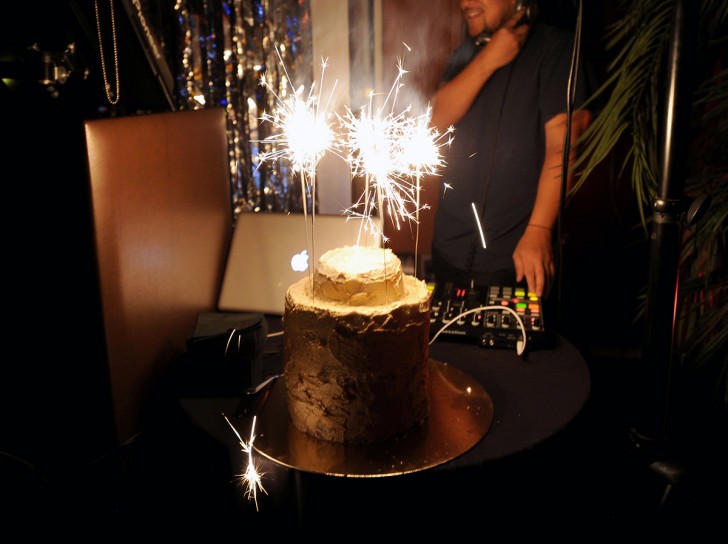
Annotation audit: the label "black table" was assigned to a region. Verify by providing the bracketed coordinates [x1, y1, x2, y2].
[178, 317, 590, 468]
[172, 316, 591, 535]
[428, 333, 591, 466]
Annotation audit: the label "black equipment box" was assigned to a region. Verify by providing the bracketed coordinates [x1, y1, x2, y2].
[429, 283, 550, 350]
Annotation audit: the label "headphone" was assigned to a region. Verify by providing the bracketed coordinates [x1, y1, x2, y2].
[475, 0, 539, 47]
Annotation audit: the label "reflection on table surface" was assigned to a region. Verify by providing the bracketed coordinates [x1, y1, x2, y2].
[253, 359, 494, 477]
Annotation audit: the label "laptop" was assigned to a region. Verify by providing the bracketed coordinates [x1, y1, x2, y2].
[218, 212, 382, 315]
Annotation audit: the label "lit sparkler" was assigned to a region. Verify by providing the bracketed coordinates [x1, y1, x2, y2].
[225, 414, 267, 511]
[257, 48, 337, 183]
[397, 106, 453, 271]
[257, 48, 339, 276]
[338, 101, 419, 238]
[336, 56, 453, 252]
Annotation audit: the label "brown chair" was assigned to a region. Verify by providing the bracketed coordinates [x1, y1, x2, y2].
[84, 107, 233, 447]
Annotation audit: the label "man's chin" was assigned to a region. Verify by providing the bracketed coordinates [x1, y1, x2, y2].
[467, 24, 485, 37]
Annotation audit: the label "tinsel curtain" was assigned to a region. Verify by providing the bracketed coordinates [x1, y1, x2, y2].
[174, 0, 314, 215]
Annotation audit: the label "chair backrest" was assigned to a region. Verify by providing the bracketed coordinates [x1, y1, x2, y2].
[84, 108, 233, 445]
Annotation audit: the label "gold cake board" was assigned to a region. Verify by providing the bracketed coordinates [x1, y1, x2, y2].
[253, 359, 493, 477]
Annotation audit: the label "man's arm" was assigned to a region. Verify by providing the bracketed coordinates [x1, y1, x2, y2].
[513, 109, 592, 296]
[430, 13, 529, 132]
[430, 50, 499, 132]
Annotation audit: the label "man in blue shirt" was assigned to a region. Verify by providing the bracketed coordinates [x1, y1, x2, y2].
[430, 0, 595, 297]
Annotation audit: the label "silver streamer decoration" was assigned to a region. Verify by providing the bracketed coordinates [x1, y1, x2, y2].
[174, 0, 313, 215]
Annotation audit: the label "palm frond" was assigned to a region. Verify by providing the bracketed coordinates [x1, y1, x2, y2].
[571, 0, 727, 394]
[573, 0, 672, 206]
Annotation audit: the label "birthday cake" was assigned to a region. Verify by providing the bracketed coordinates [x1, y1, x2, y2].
[283, 245, 431, 444]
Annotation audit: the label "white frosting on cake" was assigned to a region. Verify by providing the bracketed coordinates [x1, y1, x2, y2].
[312, 246, 404, 306]
[283, 244, 431, 444]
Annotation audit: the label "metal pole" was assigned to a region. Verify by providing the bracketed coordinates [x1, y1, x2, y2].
[634, 0, 698, 445]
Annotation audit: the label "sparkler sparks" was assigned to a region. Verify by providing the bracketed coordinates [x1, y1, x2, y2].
[257, 50, 337, 182]
[258, 75, 336, 181]
[255, 47, 453, 248]
[397, 108, 453, 270]
[225, 414, 267, 511]
[256, 49, 340, 281]
[472, 202, 487, 249]
[336, 65, 453, 244]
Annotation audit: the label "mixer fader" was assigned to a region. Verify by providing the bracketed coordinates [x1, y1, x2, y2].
[429, 282, 550, 350]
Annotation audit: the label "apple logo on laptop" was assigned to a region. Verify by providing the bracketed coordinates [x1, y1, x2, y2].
[290, 249, 309, 272]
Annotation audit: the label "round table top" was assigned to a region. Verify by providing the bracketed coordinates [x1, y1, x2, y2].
[177, 322, 590, 473]
[427, 334, 591, 467]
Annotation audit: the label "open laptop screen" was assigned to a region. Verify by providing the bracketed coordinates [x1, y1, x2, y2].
[218, 212, 381, 315]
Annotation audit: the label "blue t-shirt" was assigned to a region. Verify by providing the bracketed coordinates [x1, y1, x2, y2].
[432, 23, 595, 279]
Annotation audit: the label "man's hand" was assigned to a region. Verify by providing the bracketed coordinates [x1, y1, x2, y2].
[513, 225, 554, 297]
[482, 9, 530, 70]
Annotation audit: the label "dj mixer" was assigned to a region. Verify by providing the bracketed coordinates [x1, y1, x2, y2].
[429, 282, 550, 351]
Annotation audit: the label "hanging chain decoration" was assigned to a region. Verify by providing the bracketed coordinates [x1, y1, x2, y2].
[94, 0, 120, 105]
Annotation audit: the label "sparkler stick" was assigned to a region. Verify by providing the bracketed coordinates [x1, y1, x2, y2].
[224, 414, 267, 511]
[415, 165, 422, 277]
[396, 106, 452, 275]
[257, 48, 338, 288]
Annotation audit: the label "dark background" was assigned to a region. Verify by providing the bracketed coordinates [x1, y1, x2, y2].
[1, 0, 178, 520]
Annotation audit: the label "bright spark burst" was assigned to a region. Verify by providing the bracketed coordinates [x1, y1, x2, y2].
[256, 48, 453, 247]
[257, 48, 339, 237]
[257, 50, 337, 180]
[336, 57, 453, 240]
[256, 49, 342, 280]
[225, 414, 267, 511]
[399, 107, 454, 268]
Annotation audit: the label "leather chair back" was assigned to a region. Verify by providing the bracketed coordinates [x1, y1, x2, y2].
[84, 108, 233, 445]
